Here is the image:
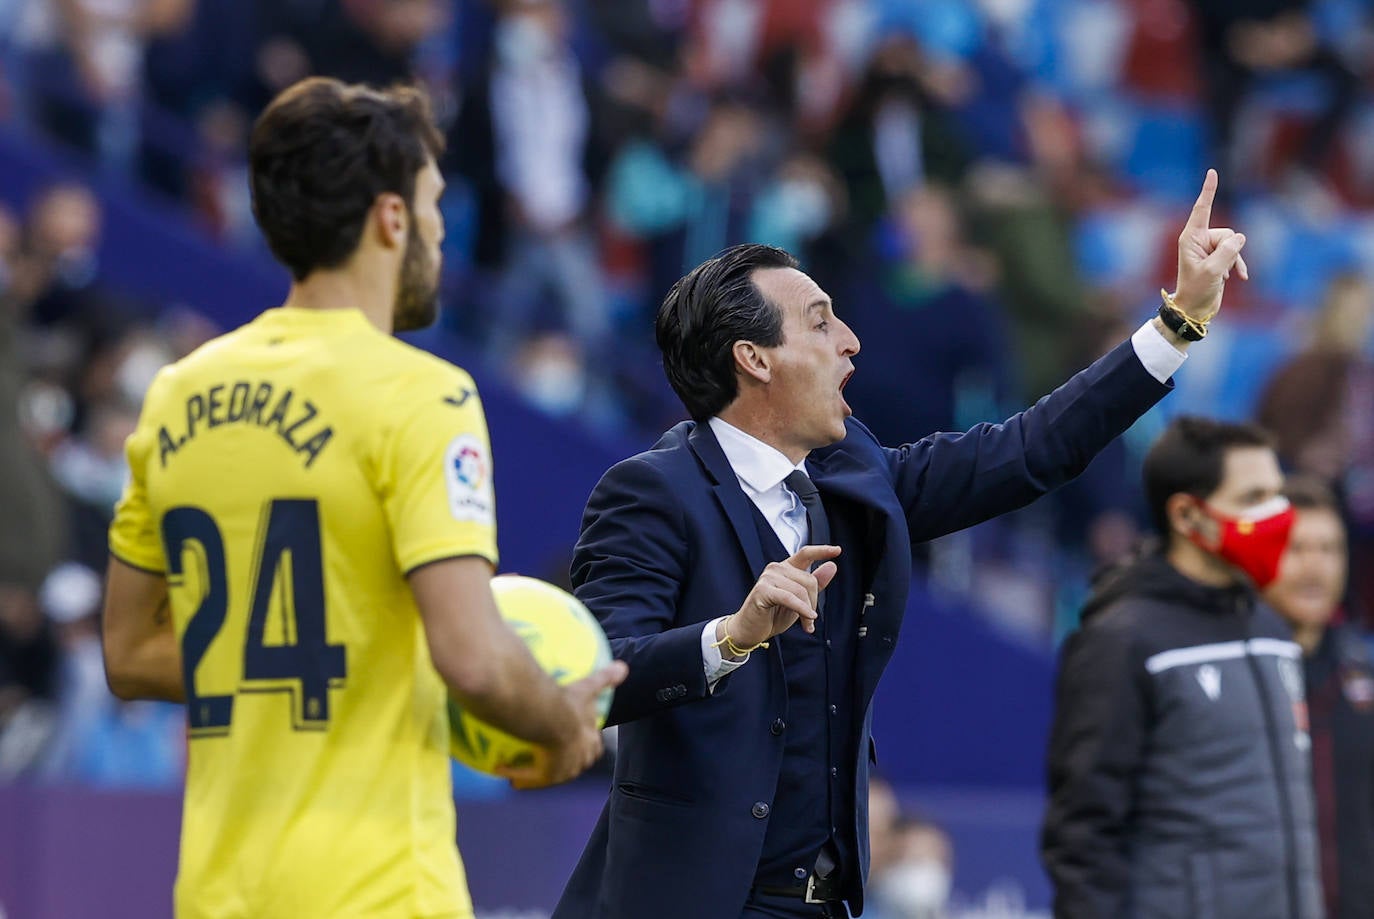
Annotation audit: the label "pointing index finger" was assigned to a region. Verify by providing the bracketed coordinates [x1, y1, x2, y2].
[1186, 168, 1218, 232]
[786, 544, 842, 568]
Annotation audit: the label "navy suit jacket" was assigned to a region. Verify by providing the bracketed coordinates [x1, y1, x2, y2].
[553, 341, 1171, 919]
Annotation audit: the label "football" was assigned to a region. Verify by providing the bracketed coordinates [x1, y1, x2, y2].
[447, 575, 614, 774]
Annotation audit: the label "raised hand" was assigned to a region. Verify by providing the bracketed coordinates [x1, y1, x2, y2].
[1173, 168, 1248, 325]
[719, 544, 842, 656]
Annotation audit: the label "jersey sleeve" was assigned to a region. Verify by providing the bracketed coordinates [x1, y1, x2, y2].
[378, 368, 498, 574]
[109, 370, 170, 573]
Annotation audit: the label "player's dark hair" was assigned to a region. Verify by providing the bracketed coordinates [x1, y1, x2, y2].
[1142, 415, 1275, 538]
[249, 77, 444, 281]
[655, 243, 797, 421]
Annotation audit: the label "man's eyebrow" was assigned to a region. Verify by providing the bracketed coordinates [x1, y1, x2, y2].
[806, 298, 831, 314]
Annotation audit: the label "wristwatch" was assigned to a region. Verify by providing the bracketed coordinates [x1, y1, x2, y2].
[1157, 292, 1207, 341]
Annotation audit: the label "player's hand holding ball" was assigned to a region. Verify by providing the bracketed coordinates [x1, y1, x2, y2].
[499, 662, 628, 790]
[447, 575, 627, 789]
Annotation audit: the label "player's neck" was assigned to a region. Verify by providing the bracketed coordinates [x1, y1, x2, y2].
[285, 261, 398, 333]
[1165, 537, 1239, 588]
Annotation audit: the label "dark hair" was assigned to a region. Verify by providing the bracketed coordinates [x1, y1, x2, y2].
[249, 77, 445, 281]
[1283, 474, 1341, 515]
[1142, 416, 1275, 537]
[655, 244, 798, 420]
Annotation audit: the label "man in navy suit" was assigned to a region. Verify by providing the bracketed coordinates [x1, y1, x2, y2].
[553, 171, 1249, 919]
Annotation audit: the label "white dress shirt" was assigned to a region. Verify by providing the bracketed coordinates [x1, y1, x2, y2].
[699, 321, 1186, 685]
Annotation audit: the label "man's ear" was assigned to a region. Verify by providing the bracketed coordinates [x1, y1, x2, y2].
[1167, 493, 1212, 544]
[373, 193, 408, 250]
[733, 340, 771, 384]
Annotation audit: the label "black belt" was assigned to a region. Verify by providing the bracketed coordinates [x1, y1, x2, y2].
[751, 873, 843, 904]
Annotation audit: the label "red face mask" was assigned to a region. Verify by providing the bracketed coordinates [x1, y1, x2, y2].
[1188, 496, 1296, 588]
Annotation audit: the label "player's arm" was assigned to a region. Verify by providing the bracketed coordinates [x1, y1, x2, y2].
[385, 371, 623, 788]
[104, 367, 181, 702]
[102, 557, 184, 702]
[411, 556, 595, 743]
[410, 556, 625, 788]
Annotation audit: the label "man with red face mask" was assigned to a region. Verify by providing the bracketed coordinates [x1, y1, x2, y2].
[1041, 416, 1322, 919]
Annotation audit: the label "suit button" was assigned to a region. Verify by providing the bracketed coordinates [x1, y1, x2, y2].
[793, 867, 808, 880]
[770, 718, 786, 736]
[830, 766, 838, 778]
[752, 802, 770, 819]
[829, 705, 837, 716]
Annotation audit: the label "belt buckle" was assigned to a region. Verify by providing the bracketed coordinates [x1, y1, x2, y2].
[804, 874, 824, 905]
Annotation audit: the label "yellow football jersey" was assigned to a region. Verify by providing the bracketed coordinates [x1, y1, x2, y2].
[110, 307, 497, 919]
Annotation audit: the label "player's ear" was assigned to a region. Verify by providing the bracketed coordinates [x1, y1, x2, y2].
[373, 192, 408, 250]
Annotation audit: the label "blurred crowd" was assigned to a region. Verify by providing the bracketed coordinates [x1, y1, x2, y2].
[3, 0, 1374, 795]
[0, 180, 212, 783]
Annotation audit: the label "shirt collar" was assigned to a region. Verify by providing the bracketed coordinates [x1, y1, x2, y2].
[708, 417, 807, 494]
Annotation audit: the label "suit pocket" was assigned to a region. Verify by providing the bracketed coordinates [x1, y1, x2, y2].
[1187, 851, 1217, 919]
[616, 782, 695, 809]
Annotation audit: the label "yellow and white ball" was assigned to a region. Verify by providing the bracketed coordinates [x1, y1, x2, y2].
[447, 575, 613, 774]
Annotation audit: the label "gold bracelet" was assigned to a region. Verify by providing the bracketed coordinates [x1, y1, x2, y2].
[711, 627, 769, 658]
[1160, 289, 1213, 338]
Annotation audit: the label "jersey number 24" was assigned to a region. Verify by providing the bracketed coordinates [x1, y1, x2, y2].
[161, 499, 347, 736]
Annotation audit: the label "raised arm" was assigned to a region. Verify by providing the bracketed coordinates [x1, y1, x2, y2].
[889, 170, 1249, 541]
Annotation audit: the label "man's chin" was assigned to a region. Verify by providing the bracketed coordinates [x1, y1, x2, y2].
[394, 298, 439, 333]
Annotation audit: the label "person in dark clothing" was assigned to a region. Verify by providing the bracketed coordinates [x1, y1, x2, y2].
[1266, 476, 1374, 919]
[1188, 0, 1358, 194]
[557, 172, 1250, 919]
[0, 575, 60, 778]
[1042, 416, 1323, 919]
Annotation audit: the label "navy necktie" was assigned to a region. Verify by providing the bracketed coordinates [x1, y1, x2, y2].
[785, 470, 831, 616]
[784, 470, 830, 548]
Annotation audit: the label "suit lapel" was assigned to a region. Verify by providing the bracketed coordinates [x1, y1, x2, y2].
[808, 445, 910, 699]
[688, 423, 770, 578]
[806, 446, 903, 575]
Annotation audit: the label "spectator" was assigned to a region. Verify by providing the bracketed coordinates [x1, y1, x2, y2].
[1187, 0, 1359, 203]
[0, 572, 59, 780]
[50, 397, 140, 571]
[0, 203, 67, 589]
[828, 31, 970, 230]
[1265, 476, 1374, 919]
[38, 561, 184, 787]
[11, 182, 106, 331]
[748, 151, 850, 294]
[605, 94, 769, 316]
[867, 774, 903, 885]
[1256, 273, 1374, 483]
[11, 0, 193, 168]
[1042, 416, 1322, 919]
[868, 814, 954, 919]
[449, 0, 611, 361]
[841, 184, 1014, 447]
[1256, 272, 1374, 629]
